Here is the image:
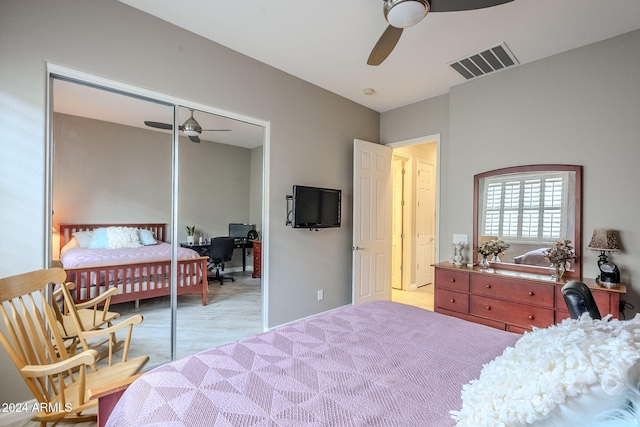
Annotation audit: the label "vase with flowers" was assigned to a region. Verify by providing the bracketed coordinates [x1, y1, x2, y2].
[477, 239, 510, 270]
[543, 239, 576, 281]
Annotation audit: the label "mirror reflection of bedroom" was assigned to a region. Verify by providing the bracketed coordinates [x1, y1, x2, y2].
[51, 77, 265, 368]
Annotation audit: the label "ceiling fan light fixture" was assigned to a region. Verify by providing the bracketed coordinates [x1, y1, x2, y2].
[182, 112, 202, 136]
[385, 0, 429, 28]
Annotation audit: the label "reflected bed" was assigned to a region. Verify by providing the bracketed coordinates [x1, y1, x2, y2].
[58, 223, 209, 306]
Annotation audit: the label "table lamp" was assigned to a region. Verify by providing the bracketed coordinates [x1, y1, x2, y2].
[587, 228, 621, 287]
[587, 228, 621, 266]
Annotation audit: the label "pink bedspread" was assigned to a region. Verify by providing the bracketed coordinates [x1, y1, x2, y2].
[60, 242, 200, 268]
[107, 301, 519, 427]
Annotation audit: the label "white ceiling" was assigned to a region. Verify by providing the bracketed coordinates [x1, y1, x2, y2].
[56, 0, 640, 147]
[53, 79, 265, 149]
[117, 0, 640, 113]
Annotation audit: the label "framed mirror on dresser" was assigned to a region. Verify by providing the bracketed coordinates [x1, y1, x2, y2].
[473, 164, 582, 278]
[434, 164, 626, 333]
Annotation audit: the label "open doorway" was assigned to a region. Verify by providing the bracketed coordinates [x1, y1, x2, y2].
[388, 136, 438, 311]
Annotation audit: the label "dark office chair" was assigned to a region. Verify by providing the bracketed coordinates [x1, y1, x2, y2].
[561, 281, 602, 320]
[208, 237, 236, 285]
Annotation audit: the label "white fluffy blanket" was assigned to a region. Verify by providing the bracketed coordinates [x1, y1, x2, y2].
[452, 314, 640, 427]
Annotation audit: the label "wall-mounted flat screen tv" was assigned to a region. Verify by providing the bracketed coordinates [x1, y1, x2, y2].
[292, 185, 341, 229]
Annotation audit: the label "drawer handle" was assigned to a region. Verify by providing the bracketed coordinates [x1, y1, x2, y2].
[528, 315, 534, 320]
[450, 299, 455, 303]
[450, 278, 456, 282]
[486, 284, 492, 289]
[486, 306, 491, 311]
[528, 291, 534, 296]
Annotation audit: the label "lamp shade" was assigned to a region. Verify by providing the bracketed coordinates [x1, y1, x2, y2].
[587, 229, 621, 252]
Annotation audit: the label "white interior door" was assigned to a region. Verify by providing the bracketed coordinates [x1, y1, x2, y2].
[391, 157, 404, 290]
[416, 159, 435, 286]
[352, 139, 392, 305]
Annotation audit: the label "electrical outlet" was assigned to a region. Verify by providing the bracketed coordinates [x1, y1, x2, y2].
[453, 234, 467, 244]
[317, 290, 324, 301]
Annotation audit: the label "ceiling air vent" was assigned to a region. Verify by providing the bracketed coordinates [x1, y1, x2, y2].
[448, 42, 518, 80]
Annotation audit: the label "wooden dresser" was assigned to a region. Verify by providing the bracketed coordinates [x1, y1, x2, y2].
[434, 263, 626, 334]
[252, 240, 262, 278]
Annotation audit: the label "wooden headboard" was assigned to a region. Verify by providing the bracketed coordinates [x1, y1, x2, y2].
[58, 223, 167, 251]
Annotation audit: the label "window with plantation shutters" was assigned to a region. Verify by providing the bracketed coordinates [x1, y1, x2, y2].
[480, 172, 569, 243]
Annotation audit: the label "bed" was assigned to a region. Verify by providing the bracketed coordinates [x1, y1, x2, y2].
[58, 223, 209, 306]
[106, 301, 640, 426]
[106, 301, 520, 426]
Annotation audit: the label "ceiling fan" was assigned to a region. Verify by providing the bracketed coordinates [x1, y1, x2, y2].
[144, 109, 231, 143]
[368, 0, 514, 66]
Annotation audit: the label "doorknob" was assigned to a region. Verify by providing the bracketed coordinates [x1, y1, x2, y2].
[353, 246, 365, 251]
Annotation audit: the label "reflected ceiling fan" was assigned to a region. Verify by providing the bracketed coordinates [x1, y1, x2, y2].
[368, 0, 514, 66]
[144, 109, 231, 143]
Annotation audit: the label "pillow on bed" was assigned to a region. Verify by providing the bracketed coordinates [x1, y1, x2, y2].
[138, 228, 157, 245]
[60, 237, 80, 257]
[72, 230, 94, 248]
[452, 314, 640, 427]
[88, 227, 142, 249]
[88, 227, 109, 249]
[106, 227, 142, 249]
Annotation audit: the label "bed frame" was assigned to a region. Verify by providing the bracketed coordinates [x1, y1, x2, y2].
[58, 223, 208, 306]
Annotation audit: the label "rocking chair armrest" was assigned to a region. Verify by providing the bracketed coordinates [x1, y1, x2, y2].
[79, 314, 144, 340]
[87, 372, 144, 400]
[21, 349, 99, 378]
[74, 287, 119, 310]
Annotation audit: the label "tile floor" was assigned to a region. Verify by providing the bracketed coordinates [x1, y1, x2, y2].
[392, 283, 434, 311]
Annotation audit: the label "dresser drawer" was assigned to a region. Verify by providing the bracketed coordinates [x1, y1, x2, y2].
[470, 275, 554, 308]
[435, 268, 469, 292]
[470, 295, 555, 329]
[436, 289, 469, 314]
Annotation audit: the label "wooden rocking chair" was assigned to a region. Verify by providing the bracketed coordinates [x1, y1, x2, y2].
[57, 280, 144, 370]
[53, 282, 120, 356]
[0, 268, 148, 426]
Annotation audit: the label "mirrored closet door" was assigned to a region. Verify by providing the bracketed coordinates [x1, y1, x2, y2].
[50, 76, 265, 369]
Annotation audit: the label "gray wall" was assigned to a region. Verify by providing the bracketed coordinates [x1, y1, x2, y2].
[53, 113, 255, 267]
[381, 30, 640, 315]
[0, 0, 378, 404]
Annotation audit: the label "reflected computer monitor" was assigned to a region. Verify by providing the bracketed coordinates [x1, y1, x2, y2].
[229, 223, 255, 241]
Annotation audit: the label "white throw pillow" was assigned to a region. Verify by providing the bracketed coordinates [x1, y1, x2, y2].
[106, 227, 142, 249]
[452, 314, 640, 427]
[72, 230, 93, 248]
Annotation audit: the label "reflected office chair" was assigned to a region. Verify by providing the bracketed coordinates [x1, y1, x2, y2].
[208, 237, 236, 285]
[561, 281, 602, 320]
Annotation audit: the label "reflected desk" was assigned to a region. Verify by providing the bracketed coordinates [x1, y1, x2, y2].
[180, 239, 254, 272]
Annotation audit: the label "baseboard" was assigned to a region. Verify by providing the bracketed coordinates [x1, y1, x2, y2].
[0, 399, 37, 426]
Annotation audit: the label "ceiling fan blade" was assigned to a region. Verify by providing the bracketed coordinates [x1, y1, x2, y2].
[188, 135, 201, 143]
[201, 129, 232, 132]
[367, 25, 404, 66]
[144, 121, 173, 130]
[428, 0, 514, 12]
